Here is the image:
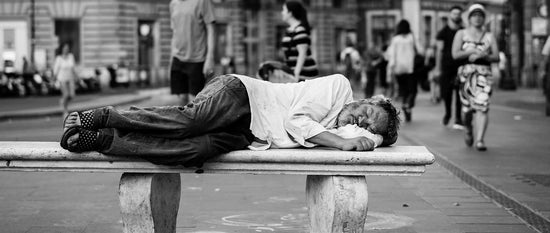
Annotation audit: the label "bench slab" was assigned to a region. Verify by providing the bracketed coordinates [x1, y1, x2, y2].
[0, 142, 434, 175]
[0, 141, 435, 233]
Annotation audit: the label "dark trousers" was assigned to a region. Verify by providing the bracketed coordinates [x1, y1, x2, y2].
[440, 69, 462, 124]
[396, 73, 417, 109]
[170, 57, 206, 95]
[364, 71, 377, 98]
[96, 75, 253, 167]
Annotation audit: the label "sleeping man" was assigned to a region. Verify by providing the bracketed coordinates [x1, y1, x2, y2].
[60, 73, 400, 168]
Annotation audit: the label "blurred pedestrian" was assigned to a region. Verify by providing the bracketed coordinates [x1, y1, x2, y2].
[540, 36, 550, 116]
[281, 0, 318, 81]
[53, 43, 78, 119]
[378, 44, 389, 95]
[169, 0, 216, 104]
[22, 56, 36, 96]
[452, 4, 499, 151]
[422, 45, 437, 97]
[435, 5, 464, 128]
[387, 20, 418, 122]
[340, 39, 362, 84]
[364, 45, 383, 98]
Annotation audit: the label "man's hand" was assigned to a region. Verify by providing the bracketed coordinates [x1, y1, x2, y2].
[340, 137, 375, 151]
[203, 58, 214, 77]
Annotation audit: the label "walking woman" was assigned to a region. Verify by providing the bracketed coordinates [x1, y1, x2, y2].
[387, 20, 417, 122]
[281, 0, 318, 81]
[452, 4, 499, 151]
[53, 43, 78, 118]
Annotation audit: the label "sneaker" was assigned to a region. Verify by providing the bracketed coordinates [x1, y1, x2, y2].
[452, 123, 465, 130]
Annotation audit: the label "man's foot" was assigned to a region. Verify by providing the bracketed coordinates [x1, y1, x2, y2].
[63, 112, 82, 132]
[63, 110, 97, 132]
[60, 126, 100, 152]
[475, 141, 487, 151]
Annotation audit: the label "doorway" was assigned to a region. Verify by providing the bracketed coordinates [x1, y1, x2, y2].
[54, 19, 80, 62]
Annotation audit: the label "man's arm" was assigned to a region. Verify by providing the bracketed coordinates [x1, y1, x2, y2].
[203, 23, 215, 77]
[434, 40, 444, 77]
[307, 131, 375, 151]
[294, 44, 308, 79]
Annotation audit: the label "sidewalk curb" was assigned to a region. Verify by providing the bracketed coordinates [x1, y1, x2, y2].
[400, 133, 550, 233]
[0, 88, 168, 122]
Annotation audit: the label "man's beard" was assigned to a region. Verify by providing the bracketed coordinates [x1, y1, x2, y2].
[451, 18, 462, 25]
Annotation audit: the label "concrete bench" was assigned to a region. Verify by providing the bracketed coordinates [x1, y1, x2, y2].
[0, 141, 434, 233]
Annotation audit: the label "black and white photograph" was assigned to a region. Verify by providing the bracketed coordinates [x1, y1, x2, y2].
[0, 0, 549, 232]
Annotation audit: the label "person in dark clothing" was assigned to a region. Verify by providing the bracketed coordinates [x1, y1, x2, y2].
[364, 46, 383, 98]
[435, 5, 464, 128]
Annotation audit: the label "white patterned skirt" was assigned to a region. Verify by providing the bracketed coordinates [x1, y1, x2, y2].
[457, 64, 493, 113]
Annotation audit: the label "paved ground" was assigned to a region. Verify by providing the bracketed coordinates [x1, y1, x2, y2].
[0, 83, 548, 233]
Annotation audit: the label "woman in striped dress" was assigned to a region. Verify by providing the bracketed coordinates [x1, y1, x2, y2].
[452, 4, 499, 151]
[281, 0, 318, 81]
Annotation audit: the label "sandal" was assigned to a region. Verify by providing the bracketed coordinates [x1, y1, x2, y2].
[60, 126, 100, 152]
[475, 141, 487, 151]
[63, 109, 99, 132]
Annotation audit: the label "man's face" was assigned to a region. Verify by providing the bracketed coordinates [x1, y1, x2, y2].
[450, 9, 462, 23]
[337, 103, 389, 135]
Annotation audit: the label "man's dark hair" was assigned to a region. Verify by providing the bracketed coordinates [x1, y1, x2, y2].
[257, 61, 293, 81]
[450, 5, 463, 12]
[361, 96, 401, 146]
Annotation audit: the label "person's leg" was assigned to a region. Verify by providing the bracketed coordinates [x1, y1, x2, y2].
[59, 80, 72, 118]
[77, 75, 248, 139]
[407, 73, 418, 109]
[396, 74, 411, 121]
[187, 62, 206, 104]
[170, 57, 190, 104]
[474, 111, 488, 150]
[378, 62, 388, 89]
[365, 71, 376, 98]
[463, 109, 474, 146]
[396, 74, 407, 103]
[97, 127, 251, 166]
[453, 84, 463, 125]
[440, 75, 453, 125]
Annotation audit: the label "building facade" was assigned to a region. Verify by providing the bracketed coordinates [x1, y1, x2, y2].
[0, 0, 174, 85]
[1, 0, 511, 85]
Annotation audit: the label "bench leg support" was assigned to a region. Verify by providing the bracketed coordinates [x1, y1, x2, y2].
[119, 173, 181, 233]
[306, 175, 368, 233]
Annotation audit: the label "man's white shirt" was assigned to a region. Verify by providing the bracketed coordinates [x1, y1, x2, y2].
[231, 74, 353, 150]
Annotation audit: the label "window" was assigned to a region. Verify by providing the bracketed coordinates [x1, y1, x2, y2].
[54, 19, 80, 62]
[3, 28, 14, 50]
[371, 15, 396, 48]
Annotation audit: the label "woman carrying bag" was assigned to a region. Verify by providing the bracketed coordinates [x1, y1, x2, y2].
[387, 20, 419, 122]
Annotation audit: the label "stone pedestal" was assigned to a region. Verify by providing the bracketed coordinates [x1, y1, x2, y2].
[306, 175, 369, 233]
[119, 173, 181, 233]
